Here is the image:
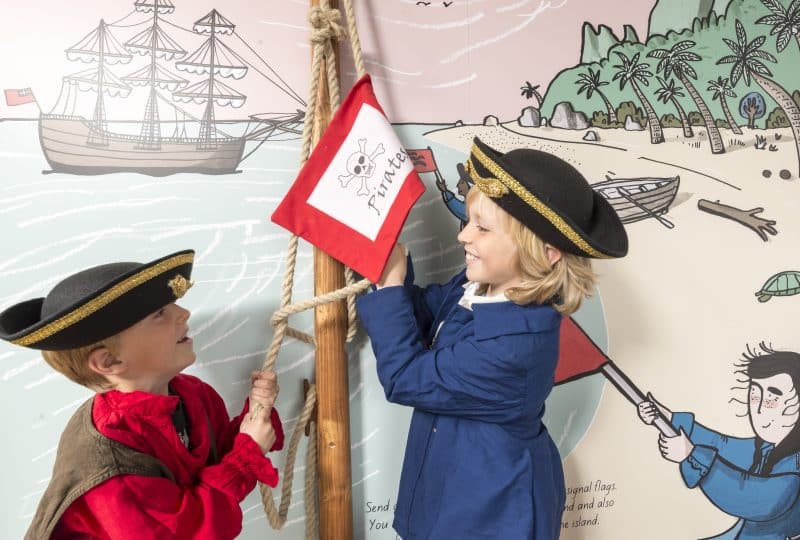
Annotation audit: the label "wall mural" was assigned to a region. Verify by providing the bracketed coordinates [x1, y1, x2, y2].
[1, 0, 798, 538]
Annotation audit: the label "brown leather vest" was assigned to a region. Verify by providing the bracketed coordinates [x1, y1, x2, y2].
[25, 398, 174, 540]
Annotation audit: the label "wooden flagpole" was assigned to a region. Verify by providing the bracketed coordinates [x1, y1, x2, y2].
[310, 0, 354, 538]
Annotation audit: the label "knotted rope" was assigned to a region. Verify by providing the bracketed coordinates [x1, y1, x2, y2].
[258, 0, 370, 537]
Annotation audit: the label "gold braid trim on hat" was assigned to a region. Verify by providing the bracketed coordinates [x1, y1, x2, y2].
[464, 159, 508, 198]
[12, 253, 195, 347]
[469, 144, 607, 259]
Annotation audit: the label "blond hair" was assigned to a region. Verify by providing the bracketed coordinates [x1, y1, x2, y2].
[41, 336, 118, 391]
[466, 188, 597, 316]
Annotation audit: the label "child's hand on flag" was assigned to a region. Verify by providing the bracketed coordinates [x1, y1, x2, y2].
[376, 243, 407, 289]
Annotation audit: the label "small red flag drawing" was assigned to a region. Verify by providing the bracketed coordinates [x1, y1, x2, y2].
[4, 88, 36, 106]
[555, 316, 610, 384]
[557, 316, 677, 436]
[406, 148, 438, 174]
[271, 75, 425, 282]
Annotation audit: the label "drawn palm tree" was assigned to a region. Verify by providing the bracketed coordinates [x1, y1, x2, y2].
[575, 68, 618, 123]
[612, 51, 664, 144]
[648, 41, 726, 154]
[756, 0, 800, 52]
[520, 81, 544, 106]
[718, 20, 800, 175]
[655, 77, 694, 138]
[707, 76, 743, 135]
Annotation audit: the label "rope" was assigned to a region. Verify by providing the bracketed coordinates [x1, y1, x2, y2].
[257, 1, 370, 537]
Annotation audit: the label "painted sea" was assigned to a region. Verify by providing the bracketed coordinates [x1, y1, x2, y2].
[0, 119, 607, 539]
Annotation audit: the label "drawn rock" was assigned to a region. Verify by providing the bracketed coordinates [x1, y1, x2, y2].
[550, 102, 589, 130]
[483, 115, 499, 127]
[779, 169, 792, 180]
[624, 116, 643, 131]
[518, 106, 541, 128]
[583, 130, 599, 141]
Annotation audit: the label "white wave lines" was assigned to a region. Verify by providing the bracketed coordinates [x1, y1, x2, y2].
[199, 318, 250, 351]
[364, 59, 422, 77]
[30, 446, 57, 464]
[375, 11, 483, 30]
[352, 469, 380, 488]
[24, 372, 60, 390]
[226, 252, 249, 293]
[441, 0, 568, 64]
[195, 230, 223, 263]
[191, 268, 269, 337]
[2, 356, 40, 381]
[0, 227, 130, 279]
[351, 427, 380, 450]
[427, 73, 477, 89]
[18, 198, 191, 228]
[149, 219, 261, 241]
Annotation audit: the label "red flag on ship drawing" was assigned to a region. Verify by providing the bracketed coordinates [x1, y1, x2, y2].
[271, 75, 425, 282]
[406, 148, 438, 173]
[555, 316, 611, 384]
[4, 88, 37, 106]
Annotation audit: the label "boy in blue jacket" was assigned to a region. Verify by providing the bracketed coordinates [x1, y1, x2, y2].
[357, 137, 628, 539]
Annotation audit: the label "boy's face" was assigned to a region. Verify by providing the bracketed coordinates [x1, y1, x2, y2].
[113, 302, 195, 392]
[748, 373, 799, 444]
[457, 192, 521, 296]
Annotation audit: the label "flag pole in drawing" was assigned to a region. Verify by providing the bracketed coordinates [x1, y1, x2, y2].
[271, 75, 425, 283]
[557, 316, 677, 437]
[4, 88, 39, 108]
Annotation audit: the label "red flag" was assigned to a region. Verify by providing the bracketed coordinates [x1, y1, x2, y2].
[406, 148, 438, 173]
[4, 88, 36, 106]
[271, 75, 425, 283]
[556, 316, 677, 434]
[555, 316, 610, 384]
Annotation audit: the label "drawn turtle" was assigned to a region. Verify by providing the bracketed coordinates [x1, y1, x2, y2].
[755, 271, 800, 302]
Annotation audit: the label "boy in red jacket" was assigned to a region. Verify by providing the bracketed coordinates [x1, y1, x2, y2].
[0, 249, 283, 539]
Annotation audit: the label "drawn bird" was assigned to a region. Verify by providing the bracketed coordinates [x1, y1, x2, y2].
[416, 1, 431, 5]
[443, 1, 454, 6]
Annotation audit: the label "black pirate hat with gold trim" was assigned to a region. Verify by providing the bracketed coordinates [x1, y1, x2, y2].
[0, 250, 195, 350]
[465, 137, 628, 258]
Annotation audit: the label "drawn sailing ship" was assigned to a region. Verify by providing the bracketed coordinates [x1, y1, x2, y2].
[39, 0, 305, 176]
[592, 175, 680, 228]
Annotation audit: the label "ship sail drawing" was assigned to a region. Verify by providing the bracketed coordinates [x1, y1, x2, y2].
[40, 0, 305, 176]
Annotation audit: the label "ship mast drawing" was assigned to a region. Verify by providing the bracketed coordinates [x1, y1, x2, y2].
[40, 0, 305, 176]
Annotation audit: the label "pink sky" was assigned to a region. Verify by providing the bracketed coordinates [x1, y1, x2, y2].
[1, 0, 653, 123]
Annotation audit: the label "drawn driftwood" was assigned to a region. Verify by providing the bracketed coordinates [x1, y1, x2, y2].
[697, 199, 778, 241]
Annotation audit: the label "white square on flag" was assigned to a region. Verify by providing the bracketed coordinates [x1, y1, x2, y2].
[272, 75, 425, 282]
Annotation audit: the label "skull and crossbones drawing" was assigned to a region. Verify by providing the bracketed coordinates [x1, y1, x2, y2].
[338, 138, 385, 196]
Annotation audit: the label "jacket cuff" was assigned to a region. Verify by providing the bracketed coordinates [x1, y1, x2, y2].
[269, 408, 285, 452]
[357, 285, 411, 334]
[229, 433, 280, 488]
[671, 412, 695, 435]
[680, 444, 716, 488]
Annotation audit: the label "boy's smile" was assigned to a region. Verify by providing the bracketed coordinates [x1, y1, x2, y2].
[457, 191, 522, 297]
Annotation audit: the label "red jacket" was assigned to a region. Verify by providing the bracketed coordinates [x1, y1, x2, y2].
[53, 374, 284, 539]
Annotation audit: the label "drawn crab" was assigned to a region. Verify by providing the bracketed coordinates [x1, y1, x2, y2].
[338, 138, 384, 196]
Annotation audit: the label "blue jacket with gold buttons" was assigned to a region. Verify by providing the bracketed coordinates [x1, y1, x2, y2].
[356, 265, 566, 539]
